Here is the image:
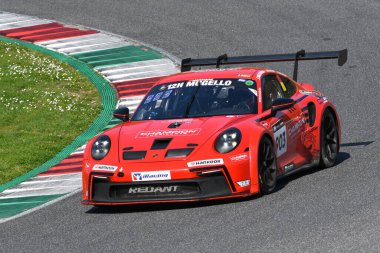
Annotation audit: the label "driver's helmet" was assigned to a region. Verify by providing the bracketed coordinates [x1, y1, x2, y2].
[228, 87, 247, 104]
[197, 86, 217, 108]
[229, 87, 254, 111]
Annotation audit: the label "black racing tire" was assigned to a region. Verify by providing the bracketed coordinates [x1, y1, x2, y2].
[258, 136, 277, 194]
[319, 109, 339, 168]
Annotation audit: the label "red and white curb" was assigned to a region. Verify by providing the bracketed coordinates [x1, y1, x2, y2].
[0, 11, 179, 222]
[37, 34, 131, 54]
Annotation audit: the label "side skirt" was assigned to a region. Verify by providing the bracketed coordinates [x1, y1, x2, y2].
[277, 160, 320, 180]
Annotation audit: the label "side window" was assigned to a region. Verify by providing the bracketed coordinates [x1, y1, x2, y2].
[278, 75, 297, 98]
[262, 75, 284, 111]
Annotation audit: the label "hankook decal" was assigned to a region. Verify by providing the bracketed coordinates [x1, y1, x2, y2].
[187, 159, 224, 168]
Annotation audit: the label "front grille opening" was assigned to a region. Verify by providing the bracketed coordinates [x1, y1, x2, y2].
[165, 148, 194, 158]
[91, 174, 232, 202]
[151, 138, 172, 150]
[123, 151, 147, 160]
[109, 182, 200, 199]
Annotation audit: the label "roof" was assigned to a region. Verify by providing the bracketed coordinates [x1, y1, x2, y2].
[157, 67, 268, 84]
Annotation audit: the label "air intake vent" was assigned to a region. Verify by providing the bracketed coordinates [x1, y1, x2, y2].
[165, 148, 194, 158]
[151, 138, 172, 150]
[168, 122, 182, 128]
[123, 151, 147, 160]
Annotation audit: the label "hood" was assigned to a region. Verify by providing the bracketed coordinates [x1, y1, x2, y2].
[117, 116, 248, 163]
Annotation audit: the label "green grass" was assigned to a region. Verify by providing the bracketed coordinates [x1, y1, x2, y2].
[0, 41, 101, 184]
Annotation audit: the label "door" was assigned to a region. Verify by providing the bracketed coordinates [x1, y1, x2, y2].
[260, 74, 303, 174]
[277, 74, 309, 171]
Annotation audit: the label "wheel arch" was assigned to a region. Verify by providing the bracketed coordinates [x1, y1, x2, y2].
[308, 102, 341, 168]
[320, 104, 341, 148]
[317, 104, 341, 168]
[248, 130, 274, 194]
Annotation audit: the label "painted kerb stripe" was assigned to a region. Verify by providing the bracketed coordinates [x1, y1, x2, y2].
[0, 11, 179, 221]
[0, 36, 117, 193]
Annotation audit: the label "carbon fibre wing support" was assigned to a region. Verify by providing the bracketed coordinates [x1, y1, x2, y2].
[180, 49, 348, 81]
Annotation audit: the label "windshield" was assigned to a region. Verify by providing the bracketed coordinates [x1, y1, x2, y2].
[132, 78, 258, 121]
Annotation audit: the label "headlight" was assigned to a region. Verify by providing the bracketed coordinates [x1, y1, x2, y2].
[91, 135, 111, 160]
[214, 128, 242, 153]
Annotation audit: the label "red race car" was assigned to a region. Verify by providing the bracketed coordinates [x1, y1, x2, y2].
[81, 49, 347, 205]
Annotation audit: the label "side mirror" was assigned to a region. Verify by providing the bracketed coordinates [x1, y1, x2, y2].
[113, 107, 129, 122]
[271, 98, 296, 115]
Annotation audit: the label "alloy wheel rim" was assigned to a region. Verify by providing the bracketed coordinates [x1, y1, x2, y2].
[261, 141, 276, 186]
[324, 115, 338, 160]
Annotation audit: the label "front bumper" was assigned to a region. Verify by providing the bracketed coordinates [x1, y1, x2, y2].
[86, 172, 233, 204]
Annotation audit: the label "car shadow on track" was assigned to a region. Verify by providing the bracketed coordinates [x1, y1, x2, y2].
[85, 151, 351, 214]
[274, 151, 351, 193]
[340, 141, 373, 147]
[86, 195, 262, 214]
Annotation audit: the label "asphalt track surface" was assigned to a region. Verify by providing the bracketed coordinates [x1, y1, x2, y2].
[0, 1, 379, 252]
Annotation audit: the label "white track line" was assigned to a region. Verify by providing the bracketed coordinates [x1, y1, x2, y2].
[64, 41, 131, 54]
[43, 34, 116, 48]
[47, 36, 122, 50]
[36, 33, 109, 45]
[106, 68, 178, 82]
[0, 20, 50, 30]
[0, 13, 20, 19]
[0, 185, 81, 198]
[103, 63, 176, 78]
[20, 178, 79, 185]
[21, 173, 82, 183]
[0, 16, 36, 24]
[99, 58, 176, 75]
[0, 189, 81, 224]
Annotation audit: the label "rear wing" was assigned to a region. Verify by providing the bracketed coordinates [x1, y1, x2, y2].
[180, 49, 348, 81]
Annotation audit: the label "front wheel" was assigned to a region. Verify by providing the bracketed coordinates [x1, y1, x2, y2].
[319, 109, 339, 168]
[258, 136, 277, 194]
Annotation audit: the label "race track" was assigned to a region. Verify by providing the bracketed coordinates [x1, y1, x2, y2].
[0, 0, 379, 252]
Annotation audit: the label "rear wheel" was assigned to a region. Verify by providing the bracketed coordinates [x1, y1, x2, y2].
[319, 109, 339, 168]
[258, 136, 277, 194]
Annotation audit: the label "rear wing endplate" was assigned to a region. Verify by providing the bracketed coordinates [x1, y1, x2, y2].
[180, 49, 348, 81]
